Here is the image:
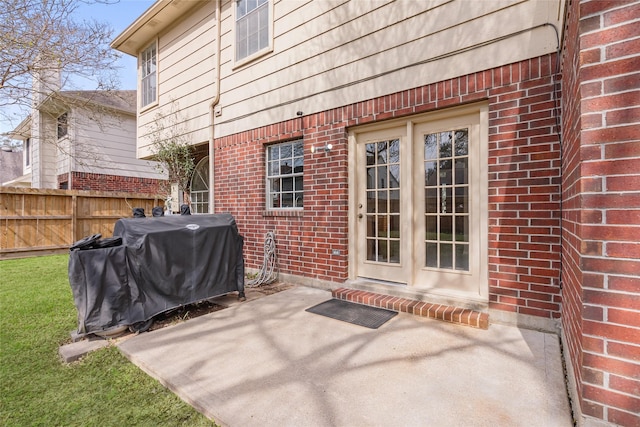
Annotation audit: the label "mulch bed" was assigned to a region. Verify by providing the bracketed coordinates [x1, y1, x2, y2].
[148, 299, 226, 331]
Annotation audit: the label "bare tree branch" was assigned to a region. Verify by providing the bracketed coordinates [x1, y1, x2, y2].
[0, 0, 123, 127]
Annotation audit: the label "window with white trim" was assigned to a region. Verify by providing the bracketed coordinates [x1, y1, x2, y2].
[267, 140, 303, 209]
[140, 42, 157, 108]
[190, 156, 210, 214]
[57, 113, 68, 139]
[235, 0, 270, 61]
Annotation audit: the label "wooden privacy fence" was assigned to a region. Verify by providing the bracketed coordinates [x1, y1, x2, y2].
[0, 187, 164, 259]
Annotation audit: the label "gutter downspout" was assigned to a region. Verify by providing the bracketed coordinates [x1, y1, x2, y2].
[208, 0, 222, 213]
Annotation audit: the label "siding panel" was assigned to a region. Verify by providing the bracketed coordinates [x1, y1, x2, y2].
[213, 0, 562, 137]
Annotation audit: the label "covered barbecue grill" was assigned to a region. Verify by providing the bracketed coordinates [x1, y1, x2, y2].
[68, 213, 245, 336]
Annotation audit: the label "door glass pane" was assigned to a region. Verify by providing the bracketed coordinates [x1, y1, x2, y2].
[378, 240, 388, 263]
[441, 187, 452, 214]
[367, 216, 376, 237]
[377, 142, 388, 163]
[425, 188, 437, 213]
[454, 129, 469, 155]
[366, 143, 376, 165]
[389, 164, 400, 189]
[440, 243, 453, 269]
[440, 216, 453, 241]
[389, 140, 400, 163]
[455, 158, 468, 185]
[366, 191, 376, 213]
[377, 166, 387, 188]
[455, 187, 468, 213]
[390, 190, 400, 213]
[440, 132, 452, 158]
[377, 215, 387, 237]
[377, 190, 388, 212]
[425, 161, 437, 186]
[365, 138, 400, 264]
[455, 216, 469, 242]
[367, 239, 376, 260]
[439, 159, 452, 185]
[425, 134, 437, 159]
[423, 128, 470, 271]
[455, 244, 469, 271]
[389, 215, 400, 237]
[426, 215, 437, 239]
[390, 240, 400, 263]
[426, 242, 438, 267]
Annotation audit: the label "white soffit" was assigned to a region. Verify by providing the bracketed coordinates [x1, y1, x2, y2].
[111, 0, 207, 56]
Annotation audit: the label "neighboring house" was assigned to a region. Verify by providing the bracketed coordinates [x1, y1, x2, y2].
[112, 1, 639, 425]
[0, 145, 23, 185]
[5, 73, 166, 192]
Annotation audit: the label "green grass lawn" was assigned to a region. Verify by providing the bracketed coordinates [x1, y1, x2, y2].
[0, 254, 215, 426]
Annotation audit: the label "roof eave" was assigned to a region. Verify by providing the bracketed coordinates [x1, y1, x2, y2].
[111, 0, 206, 57]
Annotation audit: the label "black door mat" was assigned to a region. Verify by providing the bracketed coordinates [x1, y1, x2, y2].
[305, 299, 398, 329]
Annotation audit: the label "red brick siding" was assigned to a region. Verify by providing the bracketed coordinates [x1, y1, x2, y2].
[215, 53, 562, 319]
[561, 0, 640, 425]
[62, 172, 164, 194]
[487, 60, 563, 320]
[561, 0, 586, 415]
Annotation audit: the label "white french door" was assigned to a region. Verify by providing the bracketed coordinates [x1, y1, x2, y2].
[350, 105, 488, 302]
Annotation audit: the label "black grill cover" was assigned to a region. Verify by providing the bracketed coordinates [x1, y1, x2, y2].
[69, 214, 244, 335]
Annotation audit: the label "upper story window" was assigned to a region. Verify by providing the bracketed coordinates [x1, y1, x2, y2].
[57, 113, 68, 139]
[140, 42, 157, 108]
[235, 0, 270, 62]
[267, 140, 303, 209]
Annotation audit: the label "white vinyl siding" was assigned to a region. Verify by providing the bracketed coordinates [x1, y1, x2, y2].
[140, 42, 157, 108]
[214, 0, 562, 136]
[130, 0, 562, 154]
[71, 109, 164, 179]
[137, 2, 217, 158]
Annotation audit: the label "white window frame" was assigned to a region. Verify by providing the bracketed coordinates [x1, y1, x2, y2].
[190, 156, 210, 214]
[266, 140, 304, 210]
[234, 0, 273, 67]
[57, 113, 68, 139]
[140, 41, 158, 109]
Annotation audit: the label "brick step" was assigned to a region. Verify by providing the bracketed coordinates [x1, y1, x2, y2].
[332, 288, 489, 329]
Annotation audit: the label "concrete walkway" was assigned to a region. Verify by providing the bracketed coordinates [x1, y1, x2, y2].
[117, 286, 573, 427]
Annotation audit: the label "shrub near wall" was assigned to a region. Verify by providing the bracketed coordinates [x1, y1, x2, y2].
[215, 53, 562, 320]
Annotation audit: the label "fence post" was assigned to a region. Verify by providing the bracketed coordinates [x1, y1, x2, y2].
[71, 193, 77, 243]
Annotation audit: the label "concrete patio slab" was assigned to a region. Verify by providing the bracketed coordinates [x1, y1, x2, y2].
[117, 286, 573, 427]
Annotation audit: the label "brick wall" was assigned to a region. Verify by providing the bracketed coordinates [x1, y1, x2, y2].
[561, 0, 587, 419]
[214, 53, 562, 319]
[487, 55, 563, 320]
[61, 172, 164, 194]
[561, 1, 640, 425]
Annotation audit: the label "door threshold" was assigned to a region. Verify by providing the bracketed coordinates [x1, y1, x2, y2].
[344, 279, 488, 312]
[353, 277, 406, 287]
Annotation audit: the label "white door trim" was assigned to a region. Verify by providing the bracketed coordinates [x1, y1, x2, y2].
[348, 103, 489, 304]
